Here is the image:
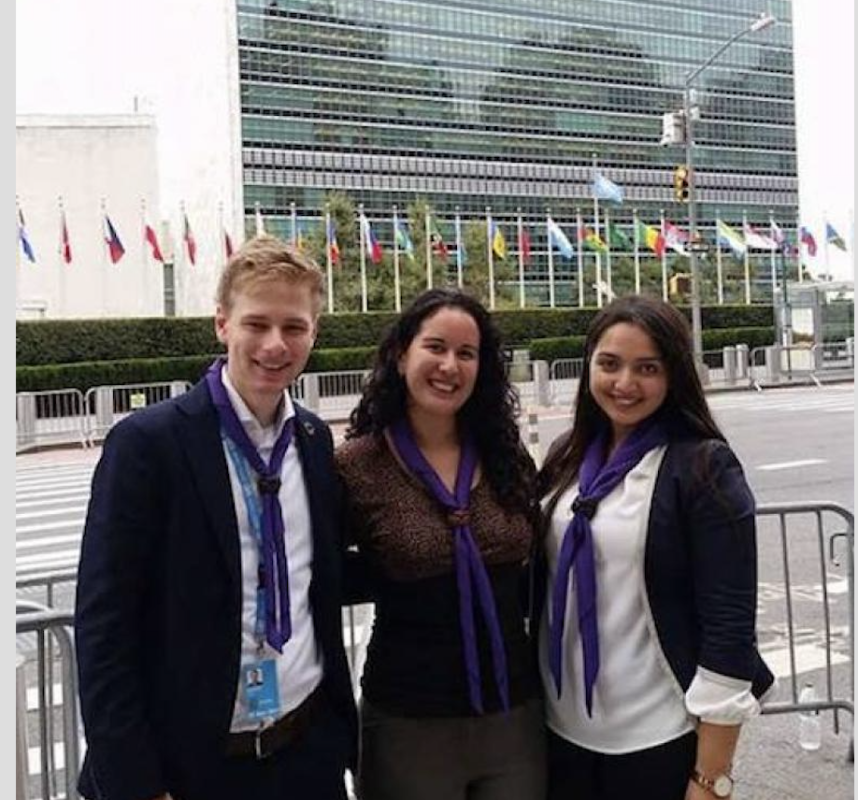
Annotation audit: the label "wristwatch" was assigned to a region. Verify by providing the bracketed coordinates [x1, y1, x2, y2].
[692, 768, 734, 798]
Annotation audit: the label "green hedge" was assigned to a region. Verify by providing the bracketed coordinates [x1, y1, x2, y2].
[17, 305, 774, 367]
[16, 348, 377, 394]
[529, 326, 776, 363]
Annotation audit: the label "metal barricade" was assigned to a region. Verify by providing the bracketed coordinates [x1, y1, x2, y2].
[83, 381, 191, 444]
[548, 358, 585, 405]
[313, 370, 370, 419]
[755, 502, 854, 760]
[16, 390, 87, 452]
[16, 604, 80, 800]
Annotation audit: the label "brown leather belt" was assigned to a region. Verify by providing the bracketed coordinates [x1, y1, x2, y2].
[225, 685, 324, 759]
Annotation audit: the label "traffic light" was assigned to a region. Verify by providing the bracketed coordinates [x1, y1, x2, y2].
[673, 165, 690, 203]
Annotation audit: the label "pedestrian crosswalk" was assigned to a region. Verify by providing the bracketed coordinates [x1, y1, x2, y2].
[708, 385, 853, 415]
[16, 461, 95, 577]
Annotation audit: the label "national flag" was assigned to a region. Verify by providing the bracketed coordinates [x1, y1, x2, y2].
[395, 219, 414, 260]
[144, 220, 164, 262]
[519, 226, 532, 263]
[799, 227, 817, 257]
[490, 220, 507, 259]
[360, 214, 383, 264]
[60, 208, 72, 264]
[103, 214, 125, 263]
[634, 219, 665, 258]
[18, 207, 36, 263]
[224, 229, 234, 258]
[743, 221, 777, 250]
[183, 212, 197, 265]
[327, 216, 340, 265]
[591, 172, 624, 204]
[770, 220, 787, 252]
[716, 219, 746, 257]
[578, 223, 607, 253]
[547, 217, 574, 258]
[607, 222, 631, 251]
[663, 220, 689, 254]
[428, 216, 449, 260]
[826, 223, 847, 251]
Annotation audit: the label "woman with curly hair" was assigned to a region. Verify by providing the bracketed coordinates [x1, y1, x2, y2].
[335, 288, 545, 800]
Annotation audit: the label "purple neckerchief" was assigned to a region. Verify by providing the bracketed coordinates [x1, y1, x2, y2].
[389, 417, 510, 715]
[205, 358, 295, 653]
[548, 416, 668, 716]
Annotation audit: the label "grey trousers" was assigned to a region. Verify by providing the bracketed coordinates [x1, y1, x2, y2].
[357, 698, 546, 800]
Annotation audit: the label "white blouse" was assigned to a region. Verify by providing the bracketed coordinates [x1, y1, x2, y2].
[539, 445, 761, 754]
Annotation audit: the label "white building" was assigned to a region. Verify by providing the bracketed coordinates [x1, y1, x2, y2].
[15, 0, 243, 321]
[16, 114, 166, 319]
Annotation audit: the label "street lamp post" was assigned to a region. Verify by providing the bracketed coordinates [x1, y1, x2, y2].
[682, 11, 776, 370]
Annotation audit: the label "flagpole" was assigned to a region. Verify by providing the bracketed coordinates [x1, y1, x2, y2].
[742, 210, 751, 304]
[823, 210, 830, 279]
[715, 211, 724, 305]
[797, 208, 805, 283]
[358, 204, 368, 313]
[517, 208, 525, 309]
[768, 209, 777, 301]
[58, 196, 69, 307]
[591, 153, 603, 308]
[485, 206, 496, 310]
[546, 211, 556, 310]
[290, 202, 297, 246]
[424, 212, 432, 290]
[455, 207, 464, 289]
[254, 201, 264, 236]
[324, 205, 334, 314]
[392, 206, 402, 313]
[576, 209, 584, 308]
[660, 210, 668, 301]
[604, 207, 613, 301]
[632, 209, 641, 294]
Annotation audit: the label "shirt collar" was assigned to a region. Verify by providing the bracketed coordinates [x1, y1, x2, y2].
[220, 364, 296, 447]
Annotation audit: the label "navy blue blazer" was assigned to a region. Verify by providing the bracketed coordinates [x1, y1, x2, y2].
[75, 380, 357, 800]
[532, 436, 774, 706]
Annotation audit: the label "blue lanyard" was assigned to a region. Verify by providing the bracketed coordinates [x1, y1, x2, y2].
[224, 434, 271, 646]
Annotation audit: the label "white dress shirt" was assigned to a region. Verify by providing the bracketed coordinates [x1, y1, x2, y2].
[220, 368, 323, 732]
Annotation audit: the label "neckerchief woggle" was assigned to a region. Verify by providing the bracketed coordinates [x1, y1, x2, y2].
[548, 415, 668, 716]
[206, 358, 295, 652]
[389, 417, 510, 715]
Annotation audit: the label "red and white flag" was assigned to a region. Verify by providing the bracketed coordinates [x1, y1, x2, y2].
[59, 206, 72, 264]
[144, 219, 164, 262]
[183, 212, 197, 265]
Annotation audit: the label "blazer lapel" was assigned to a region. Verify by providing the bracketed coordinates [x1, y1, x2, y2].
[293, 407, 332, 565]
[175, 382, 241, 588]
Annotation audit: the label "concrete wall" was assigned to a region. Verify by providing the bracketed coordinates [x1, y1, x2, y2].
[15, 0, 244, 320]
[15, 115, 164, 319]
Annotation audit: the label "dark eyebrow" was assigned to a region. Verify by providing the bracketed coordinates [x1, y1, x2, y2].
[595, 351, 662, 363]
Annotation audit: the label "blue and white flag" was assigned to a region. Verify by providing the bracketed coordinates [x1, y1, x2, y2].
[18, 206, 36, 263]
[547, 216, 574, 259]
[592, 173, 624, 204]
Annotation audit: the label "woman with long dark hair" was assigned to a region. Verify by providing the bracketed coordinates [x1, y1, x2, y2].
[336, 288, 545, 800]
[536, 295, 774, 800]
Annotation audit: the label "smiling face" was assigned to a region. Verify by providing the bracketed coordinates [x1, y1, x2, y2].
[215, 276, 317, 426]
[398, 306, 481, 424]
[588, 321, 669, 447]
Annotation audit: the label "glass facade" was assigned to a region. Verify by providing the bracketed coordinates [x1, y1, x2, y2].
[238, 0, 798, 305]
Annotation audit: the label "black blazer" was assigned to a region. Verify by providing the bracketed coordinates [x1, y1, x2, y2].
[532, 436, 774, 705]
[75, 380, 358, 800]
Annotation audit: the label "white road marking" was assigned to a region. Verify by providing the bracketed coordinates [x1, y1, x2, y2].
[760, 643, 850, 679]
[756, 458, 826, 472]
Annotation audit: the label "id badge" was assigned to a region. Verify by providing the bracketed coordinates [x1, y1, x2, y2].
[242, 659, 281, 721]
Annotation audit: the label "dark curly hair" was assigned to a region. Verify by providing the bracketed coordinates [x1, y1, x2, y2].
[347, 288, 535, 517]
